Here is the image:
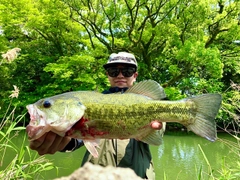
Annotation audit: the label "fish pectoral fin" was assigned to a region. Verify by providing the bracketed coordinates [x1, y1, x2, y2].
[140, 124, 166, 146]
[83, 139, 100, 158]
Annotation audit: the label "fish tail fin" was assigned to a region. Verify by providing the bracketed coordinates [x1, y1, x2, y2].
[187, 93, 222, 141]
[83, 139, 100, 158]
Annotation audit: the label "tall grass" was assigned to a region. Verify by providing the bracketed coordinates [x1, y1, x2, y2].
[0, 50, 58, 179]
[198, 136, 240, 180]
[198, 81, 240, 180]
[0, 88, 56, 180]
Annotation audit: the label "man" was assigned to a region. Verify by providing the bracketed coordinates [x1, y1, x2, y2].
[28, 52, 164, 179]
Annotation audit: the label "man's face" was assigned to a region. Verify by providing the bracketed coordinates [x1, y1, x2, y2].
[106, 64, 138, 88]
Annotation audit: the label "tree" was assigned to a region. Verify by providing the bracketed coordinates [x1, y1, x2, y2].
[62, 0, 240, 125]
[0, 0, 108, 117]
[0, 0, 239, 125]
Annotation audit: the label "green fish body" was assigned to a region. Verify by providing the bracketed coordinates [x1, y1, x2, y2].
[26, 80, 222, 157]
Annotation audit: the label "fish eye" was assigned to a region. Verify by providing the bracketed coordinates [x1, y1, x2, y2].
[43, 100, 51, 108]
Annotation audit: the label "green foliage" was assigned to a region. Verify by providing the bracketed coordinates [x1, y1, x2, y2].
[218, 82, 240, 126]
[164, 87, 186, 100]
[198, 138, 240, 180]
[43, 52, 107, 92]
[0, 0, 239, 125]
[0, 99, 56, 179]
[0, 2, 239, 179]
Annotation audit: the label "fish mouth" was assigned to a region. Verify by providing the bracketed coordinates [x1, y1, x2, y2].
[26, 104, 48, 140]
[26, 104, 46, 126]
[26, 104, 85, 140]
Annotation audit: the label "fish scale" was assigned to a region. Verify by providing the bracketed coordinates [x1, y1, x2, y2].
[80, 100, 198, 139]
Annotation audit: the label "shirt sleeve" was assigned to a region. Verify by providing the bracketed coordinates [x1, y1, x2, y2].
[60, 138, 84, 152]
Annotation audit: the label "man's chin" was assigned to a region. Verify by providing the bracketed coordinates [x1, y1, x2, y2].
[115, 82, 127, 88]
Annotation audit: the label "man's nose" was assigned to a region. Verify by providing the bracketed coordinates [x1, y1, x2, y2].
[117, 71, 124, 77]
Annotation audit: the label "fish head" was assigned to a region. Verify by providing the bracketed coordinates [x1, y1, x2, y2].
[26, 94, 86, 140]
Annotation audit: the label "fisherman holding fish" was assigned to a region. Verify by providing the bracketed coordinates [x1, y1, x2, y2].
[27, 52, 221, 179]
[27, 52, 165, 179]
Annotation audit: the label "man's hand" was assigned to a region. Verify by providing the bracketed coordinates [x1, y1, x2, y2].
[29, 131, 71, 155]
[150, 121, 163, 130]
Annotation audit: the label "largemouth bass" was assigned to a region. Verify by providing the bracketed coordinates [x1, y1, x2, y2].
[26, 80, 222, 157]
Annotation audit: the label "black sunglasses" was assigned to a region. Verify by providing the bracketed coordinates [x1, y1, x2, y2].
[106, 67, 136, 77]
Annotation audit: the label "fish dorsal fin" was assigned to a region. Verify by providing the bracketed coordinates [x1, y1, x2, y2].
[125, 80, 166, 100]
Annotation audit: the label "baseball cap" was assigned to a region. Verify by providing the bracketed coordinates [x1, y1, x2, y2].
[103, 52, 138, 69]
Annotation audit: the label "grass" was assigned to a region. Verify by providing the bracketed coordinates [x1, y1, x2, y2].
[198, 135, 240, 180]
[0, 56, 57, 179]
[197, 81, 240, 180]
[0, 97, 57, 180]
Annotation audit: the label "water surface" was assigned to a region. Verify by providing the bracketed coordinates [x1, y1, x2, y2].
[152, 132, 237, 179]
[1, 132, 237, 179]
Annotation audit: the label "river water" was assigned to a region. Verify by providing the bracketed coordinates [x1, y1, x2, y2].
[1, 131, 238, 179]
